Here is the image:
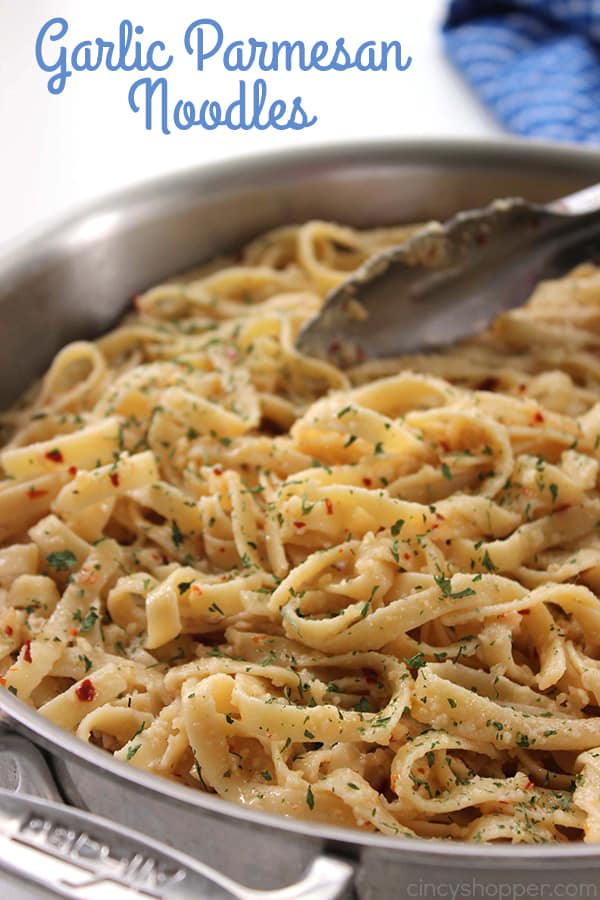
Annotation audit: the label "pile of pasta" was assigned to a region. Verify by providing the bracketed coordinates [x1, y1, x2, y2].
[2, 219, 600, 843]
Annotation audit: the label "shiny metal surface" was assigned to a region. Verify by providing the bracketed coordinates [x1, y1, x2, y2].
[297, 183, 600, 362]
[2, 140, 600, 897]
[0, 730, 61, 802]
[0, 787, 352, 899]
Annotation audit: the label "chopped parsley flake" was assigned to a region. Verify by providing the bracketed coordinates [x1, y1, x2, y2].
[46, 550, 78, 572]
[404, 651, 427, 669]
[78, 608, 99, 634]
[78, 654, 92, 673]
[482, 550, 497, 572]
[171, 519, 184, 548]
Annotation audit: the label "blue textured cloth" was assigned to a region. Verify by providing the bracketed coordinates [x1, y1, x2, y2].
[444, 1, 600, 143]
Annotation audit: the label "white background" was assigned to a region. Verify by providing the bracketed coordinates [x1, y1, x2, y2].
[0, 1, 502, 247]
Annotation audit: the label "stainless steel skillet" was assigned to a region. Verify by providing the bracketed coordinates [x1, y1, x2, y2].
[2, 140, 600, 899]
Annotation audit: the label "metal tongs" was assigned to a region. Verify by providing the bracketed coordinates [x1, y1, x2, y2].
[296, 182, 600, 364]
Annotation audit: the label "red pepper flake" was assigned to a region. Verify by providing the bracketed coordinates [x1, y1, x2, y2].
[23, 640, 32, 663]
[75, 679, 96, 702]
[4, 625, 13, 636]
[213, 466, 223, 476]
[26, 487, 48, 500]
[109, 472, 120, 487]
[68, 466, 78, 477]
[362, 477, 372, 487]
[325, 498, 334, 515]
[533, 411, 545, 424]
[403, 552, 411, 560]
[293, 521, 306, 530]
[219, 547, 226, 553]
[525, 779, 535, 791]
[518, 383, 527, 393]
[555, 503, 571, 514]
[363, 668, 378, 684]
[0, 676, 5, 687]
[69, 627, 79, 636]
[439, 440, 450, 453]
[45, 448, 64, 464]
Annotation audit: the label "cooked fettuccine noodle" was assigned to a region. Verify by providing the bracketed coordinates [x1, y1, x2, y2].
[2, 218, 600, 844]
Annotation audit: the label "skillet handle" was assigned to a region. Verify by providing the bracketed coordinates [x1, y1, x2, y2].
[0, 734, 354, 900]
[0, 729, 63, 801]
